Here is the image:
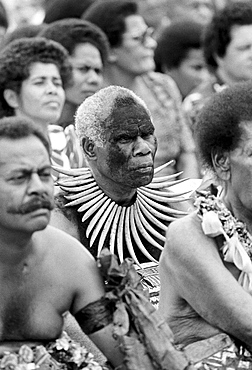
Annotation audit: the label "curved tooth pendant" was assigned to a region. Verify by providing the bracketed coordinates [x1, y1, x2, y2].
[55, 163, 190, 262]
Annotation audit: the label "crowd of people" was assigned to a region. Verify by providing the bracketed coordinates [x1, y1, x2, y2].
[0, 0, 252, 369]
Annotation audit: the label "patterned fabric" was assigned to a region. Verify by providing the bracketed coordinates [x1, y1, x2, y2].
[195, 344, 252, 369]
[134, 72, 196, 175]
[48, 124, 87, 171]
[64, 124, 87, 169]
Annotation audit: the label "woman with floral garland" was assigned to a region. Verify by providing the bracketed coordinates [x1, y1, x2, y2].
[158, 81, 252, 369]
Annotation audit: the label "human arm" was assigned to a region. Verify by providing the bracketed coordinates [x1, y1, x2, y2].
[158, 213, 252, 352]
[64, 242, 125, 369]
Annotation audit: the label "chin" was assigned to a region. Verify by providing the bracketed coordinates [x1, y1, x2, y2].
[133, 174, 153, 188]
[26, 212, 50, 231]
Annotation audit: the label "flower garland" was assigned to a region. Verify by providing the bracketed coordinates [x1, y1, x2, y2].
[0, 331, 109, 370]
[195, 191, 252, 258]
[195, 191, 252, 292]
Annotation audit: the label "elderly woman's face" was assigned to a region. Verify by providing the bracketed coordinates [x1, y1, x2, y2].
[112, 15, 157, 76]
[13, 62, 65, 129]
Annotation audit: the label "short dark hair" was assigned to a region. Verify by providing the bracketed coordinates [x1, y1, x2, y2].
[154, 19, 205, 72]
[0, 1, 8, 29]
[0, 37, 72, 118]
[82, 0, 138, 47]
[0, 116, 51, 155]
[3, 24, 47, 46]
[195, 81, 252, 171]
[203, 1, 252, 72]
[44, 0, 95, 23]
[39, 18, 109, 65]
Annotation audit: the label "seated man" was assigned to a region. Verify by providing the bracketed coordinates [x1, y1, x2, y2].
[51, 86, 198, 309]
[159, 81, 252, 368]
[0, 116, 124, 369]
[51, 85, 193, 267]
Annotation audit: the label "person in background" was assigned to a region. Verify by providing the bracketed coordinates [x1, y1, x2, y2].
[39, 18, 110, 168]
[184, 1, 252, 129]
[0, 115, 125, 369]
[0, 36, 72, 168]
[165, 0, 215, 25]
[154, 18, 210, 101]
[83, 0, 199, 179]
[7, 0, 45, 29]
[3, 23, 46, 45]
[0, 1, 8, 48]
[43, 0, 95, 24]
[159, 81, 252, 368]
[138, 0, 215, 40]
[39, 19, 109, 128]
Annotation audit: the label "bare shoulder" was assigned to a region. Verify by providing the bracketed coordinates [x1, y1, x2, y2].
[160, 210, 212, 272]
[36, 225, 94, 265]
[50, 206, 80, 240]
[160, 208, 220, 274]
[165, 211, 201, 249]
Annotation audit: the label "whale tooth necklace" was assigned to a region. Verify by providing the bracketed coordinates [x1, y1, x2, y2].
[54, 161, 190, 266]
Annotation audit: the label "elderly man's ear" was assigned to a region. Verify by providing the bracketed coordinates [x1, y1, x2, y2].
[212, 151, 231, 181]
[82, 138, 97, 159]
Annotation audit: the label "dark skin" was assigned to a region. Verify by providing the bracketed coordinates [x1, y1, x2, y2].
[50, 100, 157, 245]
[0, 136, 125, 368]
[89, 102, 157, 202]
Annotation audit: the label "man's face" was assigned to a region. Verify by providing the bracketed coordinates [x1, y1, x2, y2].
[0, 135, 54, 235]
[95, 102, 157, 189]
[173, 0, 214, 25]
[217, 25, 252, 85]
[66, 43, 104, 106]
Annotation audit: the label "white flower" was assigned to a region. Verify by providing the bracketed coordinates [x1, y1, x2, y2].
[55, 337, 70, 351]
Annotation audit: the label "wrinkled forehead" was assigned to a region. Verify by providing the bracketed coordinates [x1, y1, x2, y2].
[105, 97, 154, 134]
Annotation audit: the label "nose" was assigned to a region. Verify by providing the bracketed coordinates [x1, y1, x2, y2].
[46, 80, 58, 94]
[133, 136, 152, 156]
[27, 173, 46, 195]
[86, 69, 102, 84]
[145, 35, 157, 50]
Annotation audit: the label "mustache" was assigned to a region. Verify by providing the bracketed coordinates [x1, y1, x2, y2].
[8, 196, 54, 215]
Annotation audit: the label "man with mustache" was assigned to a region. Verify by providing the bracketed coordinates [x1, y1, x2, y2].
[0, 115, 125, 369]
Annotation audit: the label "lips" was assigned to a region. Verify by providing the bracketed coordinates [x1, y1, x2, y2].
[132, 163, 153, 172]
[45, 101, 61, 107]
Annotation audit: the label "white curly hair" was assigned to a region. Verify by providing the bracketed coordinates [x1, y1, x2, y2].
[75, 85, 152, 147]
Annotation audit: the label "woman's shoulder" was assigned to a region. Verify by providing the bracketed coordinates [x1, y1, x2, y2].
[167, 211, 200, 237]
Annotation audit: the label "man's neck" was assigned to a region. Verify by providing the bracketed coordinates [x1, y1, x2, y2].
[0, 229, 34, 265]
[90, 167, 137, 206]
